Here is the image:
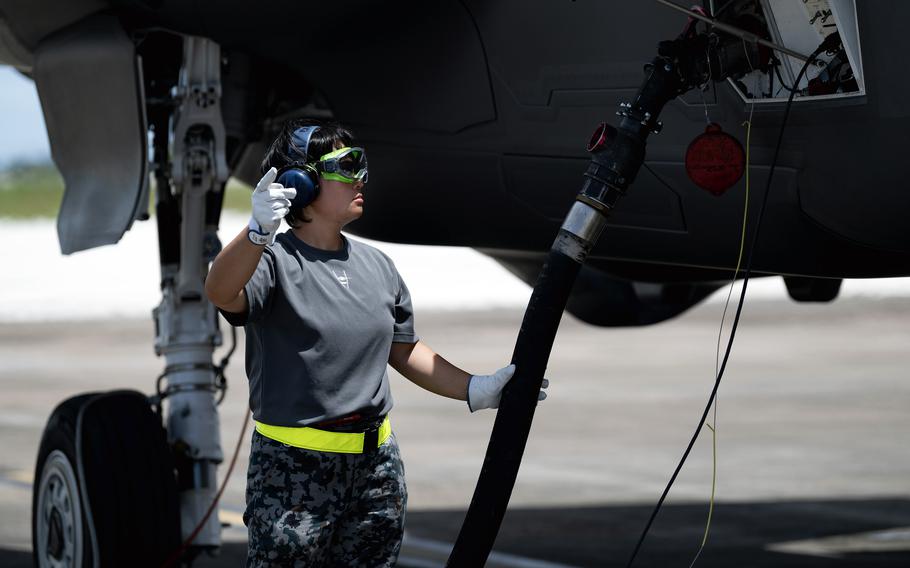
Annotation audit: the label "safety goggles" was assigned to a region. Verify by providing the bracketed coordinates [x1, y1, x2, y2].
[318, 146, 368, 184]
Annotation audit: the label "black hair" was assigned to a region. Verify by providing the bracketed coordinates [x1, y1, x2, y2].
[260, 118, 356, 227]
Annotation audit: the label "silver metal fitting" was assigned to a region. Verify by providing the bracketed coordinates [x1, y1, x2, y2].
[560, 201, 608, 245]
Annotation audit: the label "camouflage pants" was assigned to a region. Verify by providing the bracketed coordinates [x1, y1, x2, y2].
[244, 430, 407, 567]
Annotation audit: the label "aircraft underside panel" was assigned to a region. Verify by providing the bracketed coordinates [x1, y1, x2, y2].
[0, 0, 106, 70]
[345, 0, 910, 281]
[5, 0, 910, 276]
[795, 4, 910, 252]
[138, 0, 496, 134]
[34, 14, 147, 255]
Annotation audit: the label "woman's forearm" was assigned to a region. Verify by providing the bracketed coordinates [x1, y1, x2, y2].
[205, 227, 265, 308]
[389, 340, 471, 400]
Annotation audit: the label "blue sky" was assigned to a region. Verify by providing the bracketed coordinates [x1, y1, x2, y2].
[0, 65, 51, 166]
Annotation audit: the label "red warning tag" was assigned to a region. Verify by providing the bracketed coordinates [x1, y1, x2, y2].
[685, 123, 745, 196]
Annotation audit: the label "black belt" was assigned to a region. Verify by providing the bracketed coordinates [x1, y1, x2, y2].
[313, 414, 387, 454]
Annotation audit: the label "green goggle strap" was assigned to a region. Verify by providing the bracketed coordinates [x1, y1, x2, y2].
[319, 146, 357, 161]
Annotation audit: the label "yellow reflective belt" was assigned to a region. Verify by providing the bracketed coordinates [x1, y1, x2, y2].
[254, 415, 391, 454]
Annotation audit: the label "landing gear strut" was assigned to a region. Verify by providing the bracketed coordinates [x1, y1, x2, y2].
[151, 35, 229, 553]
[32, 34, 231, 567]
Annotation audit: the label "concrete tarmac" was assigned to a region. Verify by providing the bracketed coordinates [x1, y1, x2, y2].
[2, 297, 910, 567]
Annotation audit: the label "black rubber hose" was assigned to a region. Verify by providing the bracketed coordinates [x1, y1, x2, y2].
[447, 241, 585, 566]
[446, 42, 701, 567]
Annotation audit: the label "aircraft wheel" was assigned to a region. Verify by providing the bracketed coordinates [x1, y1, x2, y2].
[33, 393, 95, 568]
[32, 391, 181, 568]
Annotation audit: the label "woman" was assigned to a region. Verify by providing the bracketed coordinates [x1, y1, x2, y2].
[205, 119, 544, 567]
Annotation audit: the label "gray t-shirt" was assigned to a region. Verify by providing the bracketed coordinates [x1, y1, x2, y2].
[221, 231, 418, 427]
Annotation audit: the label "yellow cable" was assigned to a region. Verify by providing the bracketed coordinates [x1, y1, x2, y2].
[690, 110, 752, 567]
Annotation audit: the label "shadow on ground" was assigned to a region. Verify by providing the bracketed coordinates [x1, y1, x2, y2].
[8, 498, 910, 567]
[404, 497, 910, 567]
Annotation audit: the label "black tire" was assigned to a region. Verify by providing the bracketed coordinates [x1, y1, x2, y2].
[32, 390, 182, 568]
[32, 393, 97, 568]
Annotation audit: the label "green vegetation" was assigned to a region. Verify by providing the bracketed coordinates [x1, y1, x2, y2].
[222, 178, 253, 212]
[0, 161, 252, 219]
[0, 162, 65, 218]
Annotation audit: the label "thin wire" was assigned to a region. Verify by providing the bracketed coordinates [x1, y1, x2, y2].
[698, 43, 713, 125]
[710, 39, 754, 379]
[625, 41, 819, 568]
[699, 87, 711, 125]
[688, 99, 754, 568]
[766, 58, 776, 98]
[742, 36, 755, 76]
[773, 61, 799, 93]
[694, 7, 714, 125]
[705, 50, 757, 557]
[714, 108, 753, 377]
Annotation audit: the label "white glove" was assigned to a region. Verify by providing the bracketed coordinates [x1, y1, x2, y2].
[467, 364, 549, 412]
[248, 167, 297, 246]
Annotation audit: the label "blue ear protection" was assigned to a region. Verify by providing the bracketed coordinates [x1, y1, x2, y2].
[276, 126, 320, 209]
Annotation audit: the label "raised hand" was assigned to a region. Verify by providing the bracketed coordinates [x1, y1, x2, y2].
[248, 167, 297, 245]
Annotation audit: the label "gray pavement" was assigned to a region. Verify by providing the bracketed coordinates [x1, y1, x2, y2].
[2, 297, 910, 566]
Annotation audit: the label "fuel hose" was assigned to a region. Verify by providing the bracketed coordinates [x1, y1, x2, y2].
[447, 55, 685, 567]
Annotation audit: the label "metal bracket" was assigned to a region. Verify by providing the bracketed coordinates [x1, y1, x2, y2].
[170, 38, 229, 187]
